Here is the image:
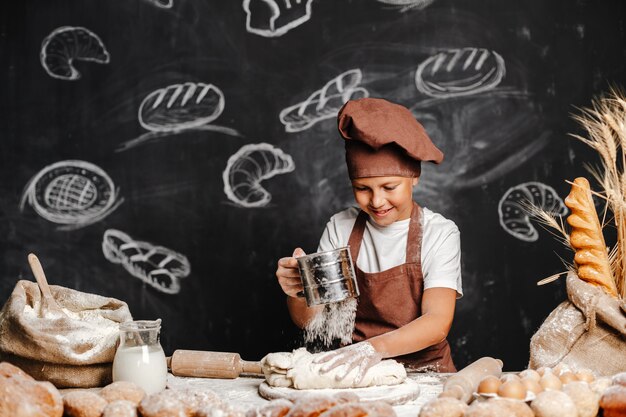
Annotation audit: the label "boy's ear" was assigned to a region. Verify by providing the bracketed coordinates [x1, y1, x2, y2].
[412, 177, 419, 186]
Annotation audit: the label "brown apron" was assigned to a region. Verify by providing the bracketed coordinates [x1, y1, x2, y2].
[348, 202, 456, 372]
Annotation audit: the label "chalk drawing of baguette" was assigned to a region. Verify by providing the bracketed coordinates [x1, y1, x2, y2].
[102, 229, 190, 295]
[19, 160, 123, 230]
[279, 69, 369, 133]
[40, 26, 110, 81]
[139, 82, 225, 132]
[223, 143, 295, 208]
[415, 48, 505, 98]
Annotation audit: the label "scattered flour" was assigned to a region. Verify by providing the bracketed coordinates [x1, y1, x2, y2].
[304, 297, 357, 348]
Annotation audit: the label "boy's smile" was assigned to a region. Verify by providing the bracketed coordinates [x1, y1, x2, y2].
[351, 176, 418, 226]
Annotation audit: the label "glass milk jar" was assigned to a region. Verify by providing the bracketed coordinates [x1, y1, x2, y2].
[112, 319, 167, 394]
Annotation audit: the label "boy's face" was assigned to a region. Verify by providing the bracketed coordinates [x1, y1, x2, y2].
[351, 176, 418, 226]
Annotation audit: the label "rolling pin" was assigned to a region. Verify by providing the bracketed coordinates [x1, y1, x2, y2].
[439, 356, 503, 403]
[168, 350, 263, 379]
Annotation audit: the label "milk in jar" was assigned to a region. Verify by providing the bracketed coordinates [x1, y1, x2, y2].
[112, 319, 167, 394]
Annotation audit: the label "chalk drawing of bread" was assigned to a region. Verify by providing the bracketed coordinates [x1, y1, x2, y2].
[243, 0, 313, 38]
[138, 82, 225, 132]
[498, 182, 568, 242]
[102, 229, 191, 295]
[19, 160, 122, 230]
[279, 69, 369, 133]
[223, 143, 295, 208]
[145, 0, 173, 8]
[415, 48, 505, 98]
[40, 26, 110, 81]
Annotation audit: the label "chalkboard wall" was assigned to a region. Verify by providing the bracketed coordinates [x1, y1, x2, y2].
[2, 0, 626, 371]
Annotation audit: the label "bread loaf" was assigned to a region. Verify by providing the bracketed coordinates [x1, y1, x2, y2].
[565, 177, 618, 297]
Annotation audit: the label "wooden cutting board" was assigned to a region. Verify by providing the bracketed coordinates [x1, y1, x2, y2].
[258, 379, 420, 405]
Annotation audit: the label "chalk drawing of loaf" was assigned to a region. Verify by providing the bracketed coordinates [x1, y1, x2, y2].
[118, 82, 239, 151]
[102, 229, 190, 295]
[223, 143, 295, 208]
[498, 182, 568, 242]
[415, 48, 505, 98]
[20, 160, 123, 230]
[280, 69, 369, 133]
[243, 0, 313, 38]
[375, 0, 435, 12]
[40, 26, 110, 81]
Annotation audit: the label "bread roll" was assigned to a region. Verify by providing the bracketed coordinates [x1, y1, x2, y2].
[0, 362, 63, 417]
[565, 177, 618, 297]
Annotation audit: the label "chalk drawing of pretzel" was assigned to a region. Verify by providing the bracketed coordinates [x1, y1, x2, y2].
[279, 69, 369, 133]
[102, 229, 190, 294]
[40, 26, 110, 81]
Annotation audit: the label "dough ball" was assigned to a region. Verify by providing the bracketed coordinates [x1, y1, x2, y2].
[531, 390, 577, 417]
[552, 363, 571, 376]
[562, 381, 599, 417]
[539, 371, 563, 391]
[501, 374, 522, 383]
[138, 391, 187, 417]
[418, 397, 468, 417]
[246, 399, 292, 417]
[477, 376, 502, 395]
[497, 380, 526, 400]
[100, 381, 146, 405]
[287, 394, 339, 417]
[600, 385, 626, 417]
[63, 391, 108, 417]
[102, 400, 138, 417]
[465, 398, 532, 417]
[319, 402, 395, 417]
[590, 377, 613, 395]
[519, 369, 541, 382]
[536, 367, 551, 377]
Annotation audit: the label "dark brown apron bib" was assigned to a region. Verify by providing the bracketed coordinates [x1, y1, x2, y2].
[348, 202, 456, 372]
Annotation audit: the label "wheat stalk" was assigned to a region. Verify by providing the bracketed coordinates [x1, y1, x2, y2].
[569, 87, 626, 298]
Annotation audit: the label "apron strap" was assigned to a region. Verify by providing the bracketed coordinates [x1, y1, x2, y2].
[347, 210, 368, 264]
[406, 202, 423, 265]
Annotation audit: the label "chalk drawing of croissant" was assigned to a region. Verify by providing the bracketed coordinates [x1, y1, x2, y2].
[280, 69, 369, 133]
[139, 82, 225, 132]
[243, 0, 313, 38]
[102, 229, 191, 295]
[19, 160, 123, 230]
[223, 143, 295, 208]
[40, 26, 110, 81]
[498, 182, 568, 242]
[415, 48, 505, 98]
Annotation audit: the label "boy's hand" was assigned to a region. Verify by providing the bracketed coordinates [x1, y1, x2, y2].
[313, 341, 382, 385]
[276, 248, 306, 298]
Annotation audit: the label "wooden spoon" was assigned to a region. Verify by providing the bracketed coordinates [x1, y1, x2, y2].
[28, 253, 64, 317]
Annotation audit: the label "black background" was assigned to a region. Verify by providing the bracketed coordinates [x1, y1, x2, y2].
[1, 0, 625, 371]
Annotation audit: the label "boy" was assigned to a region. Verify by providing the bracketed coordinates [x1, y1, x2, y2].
[276, 98, 462, 382]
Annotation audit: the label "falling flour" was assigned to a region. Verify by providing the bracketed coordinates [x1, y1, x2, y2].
[304, 297, 357, 348]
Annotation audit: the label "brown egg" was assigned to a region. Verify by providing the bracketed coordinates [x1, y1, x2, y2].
[501, 374, 522, 383]
[519, 369, 541, 382]
[497, 379, 527, 400]
[478, 375, 502, 394]
[540, 371, 563, 391]
[575, 369, 596, 383]
[560, 371, 578, 385]
[522, 377, 543, 395]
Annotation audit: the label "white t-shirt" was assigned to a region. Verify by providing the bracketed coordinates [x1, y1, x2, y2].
[317, 206, 463, 297]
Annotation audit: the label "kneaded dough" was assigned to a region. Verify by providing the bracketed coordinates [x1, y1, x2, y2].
[261, 348, 406, 390]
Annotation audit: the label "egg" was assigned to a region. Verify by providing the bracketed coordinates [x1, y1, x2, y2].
[501, 373, 522, 383]
[537, 366, 551, 376]
[497, 379, 527, 400]
[477, 375, 502, 394]
[559, 371, 578, 385]
[522, 377, 543, 395]
[540, 371, 563, 391]
[553, 363, 571, 376]
[519, 369, 541, 382]
[575, 369, 595, 383]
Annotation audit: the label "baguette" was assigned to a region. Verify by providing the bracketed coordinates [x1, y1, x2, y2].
[564, 177, 618, 297]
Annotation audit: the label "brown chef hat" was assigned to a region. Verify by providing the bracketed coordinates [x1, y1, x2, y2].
[338, 98, 443, 179]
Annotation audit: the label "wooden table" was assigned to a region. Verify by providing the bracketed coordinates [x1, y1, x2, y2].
[166, 372, 449, 417]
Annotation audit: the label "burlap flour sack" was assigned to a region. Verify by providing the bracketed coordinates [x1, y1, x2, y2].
[0, 280, 132, 387]
[529, 272, 626, 376]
